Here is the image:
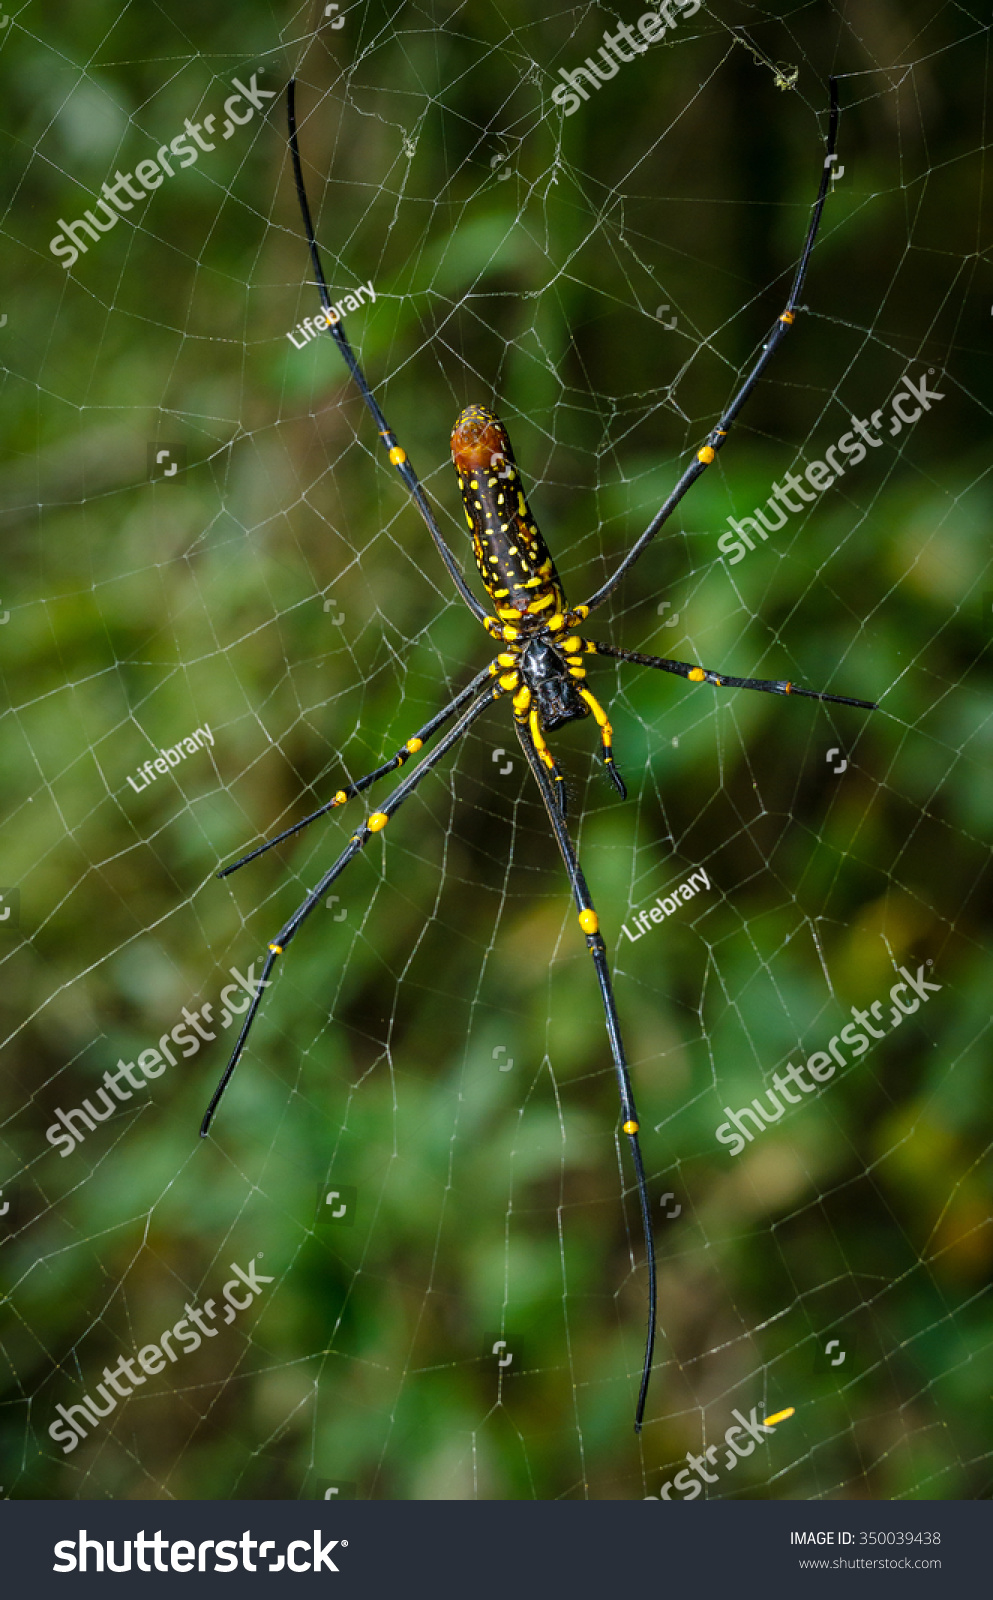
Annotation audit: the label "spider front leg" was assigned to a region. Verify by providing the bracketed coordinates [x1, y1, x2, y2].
[504, 682, 570, 820]
[202, 684, 500, 1136]
[580, 80, 840, 617]
[578, 686, 628, 800]
[515, 718, 657, 1433]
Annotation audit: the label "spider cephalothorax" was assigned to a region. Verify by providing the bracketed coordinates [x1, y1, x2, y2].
[518, 636, 589, 732]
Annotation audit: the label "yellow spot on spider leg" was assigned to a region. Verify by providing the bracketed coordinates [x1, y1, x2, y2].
[332, 790, 348, 806]
[368, 812, 389, 832]
[578, 909, 598, 935]
[269, 943, 283, 953]
[622, 1119, 639, 1136]
[779, 310, 795, 325]
[762, 1407, 795, 1427]
[697, 445, 716, 464]
[406, 737, 423, 753]
[389, 446, 406, 465]
[688, 667, 706, 682]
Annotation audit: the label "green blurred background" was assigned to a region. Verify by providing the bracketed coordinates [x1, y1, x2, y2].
[1, 0, 991, 1499]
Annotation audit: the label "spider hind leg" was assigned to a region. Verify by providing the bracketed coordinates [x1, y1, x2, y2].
[514, 719, 657, 1431]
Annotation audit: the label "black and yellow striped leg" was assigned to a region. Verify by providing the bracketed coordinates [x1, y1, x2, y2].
[514, 718, 658, 1433]
[588, 642, 877, 711]
[218, 664, 496, 879]
[201, 685, 501, 1137]
[510, 684, 568, 819]
[525, 705, 569, 820]
[578, 687, 628, 799]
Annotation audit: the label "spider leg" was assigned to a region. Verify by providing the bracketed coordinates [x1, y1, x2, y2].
[514, 717, 657, 1433]
[201, 683, 500, 1137]
[578, 686, 628, 799]
[521, 697, 569, 820]
[579, 79, 840, 619]
[218, 663, 495, 878]
[587, 640, 877, 711]
[287, 80, 489, 628]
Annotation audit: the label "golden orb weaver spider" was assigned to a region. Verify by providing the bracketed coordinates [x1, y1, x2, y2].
[202, 77, 876, 1433]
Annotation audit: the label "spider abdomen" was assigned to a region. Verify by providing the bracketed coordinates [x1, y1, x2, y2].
[451, 405, 567, 624]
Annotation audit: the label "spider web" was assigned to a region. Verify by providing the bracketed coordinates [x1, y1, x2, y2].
[2, 0, 992, 1502]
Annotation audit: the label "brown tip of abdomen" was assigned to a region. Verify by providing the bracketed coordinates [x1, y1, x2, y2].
[451, 404, 515, 476]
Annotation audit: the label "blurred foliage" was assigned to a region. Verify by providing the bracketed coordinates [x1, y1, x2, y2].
[1, 0, 991, 1501]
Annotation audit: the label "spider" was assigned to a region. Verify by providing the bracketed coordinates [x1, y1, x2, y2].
[202, 78, 875, 1433]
